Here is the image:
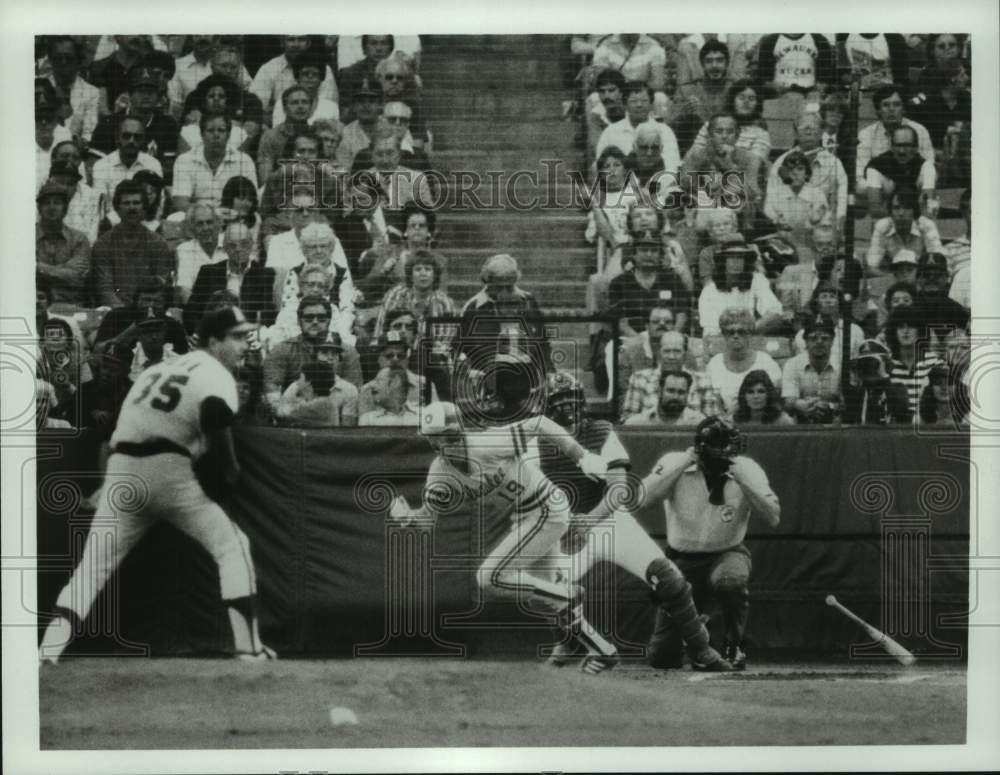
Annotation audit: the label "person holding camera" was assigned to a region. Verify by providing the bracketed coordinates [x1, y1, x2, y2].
[841, 339, 912, 424]
[275, 335, 358, 427]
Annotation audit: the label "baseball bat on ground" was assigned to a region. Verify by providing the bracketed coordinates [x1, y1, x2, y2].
[825, 594, 916, 666]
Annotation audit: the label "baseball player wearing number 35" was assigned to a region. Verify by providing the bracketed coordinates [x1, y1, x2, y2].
[40, 307, 277, 664]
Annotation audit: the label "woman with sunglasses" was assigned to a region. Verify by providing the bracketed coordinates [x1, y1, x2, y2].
[733, 369, 795, 425]
[703, 307, 782, 414]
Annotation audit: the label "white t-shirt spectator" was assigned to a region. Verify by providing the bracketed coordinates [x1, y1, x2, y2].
[705, 350, 782, 412]
[698, 274, 783, 336]
[171, 145, 257, 209]
[91, 150, 163, 202]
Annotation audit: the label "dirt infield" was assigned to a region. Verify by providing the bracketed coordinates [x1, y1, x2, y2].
[40, 657, 966, 748]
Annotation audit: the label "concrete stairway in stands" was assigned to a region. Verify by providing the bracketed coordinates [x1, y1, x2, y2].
[419, 35, 593, 313]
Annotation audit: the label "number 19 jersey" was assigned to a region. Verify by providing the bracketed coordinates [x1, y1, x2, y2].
[111, 350, 239, 461]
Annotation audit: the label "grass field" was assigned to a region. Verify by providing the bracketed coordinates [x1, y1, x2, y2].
[39, 656, 966, 749]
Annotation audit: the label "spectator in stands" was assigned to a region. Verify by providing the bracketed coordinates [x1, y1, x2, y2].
[177, 74, 250, 153]
[337, 79, 384, 171]
[585, 146, 640, 280]
[264, 296, 363, 408]
[917, 254, 970, 346]
[375, 53, 427, 147]
[862, 125, 937, 218]
[769, 113, 848, 234]
[91, 179, 173, 308]
[671, 39, 734, 146]
[698, 238, 783, 336]
[89, 65, 179, 173]
[359, 364, 419, 426]
[99, 169, 165, 235]
[39, 316, 91, 418]
[365, 133, 432, 226]
[91, 115, 164, 204]
[271, 50, 340, 127]
[250, 35, 338, 117]
[696, 208, 742, 289]
[180, 43, 263, 139]
[361, 212, 438, 320]
[276, 336, 359, 428]
[680, 113, 763, 233]
[883, 280, 919, 319]
[166, 35, 217, 117]
[87, 35, 150, 110]
[792, 281, 865, 359]
[94, 278, 188, 357]
[596, 83, 680, 175]
[917, 364, 969, 427]
[184, 222, 276, 333]
[47, 157, 104, 246]
[218, 175, 262, 256]
[339, 35, 395, 113]
[911, 59, 971, 188]
[586, 69, 627, 153]
[258, 127, 341, 236]
[589, 34, 668, 114]
[615, 303, 677, 404]
[733, 370, 795, 425]
[455, 254, 551, 382]
[372, 247, 458, 400]
[855, 84, 934, 189]
[257, 85, 314, 182]
[763, 150, 829, 247]
[781, 313, 841, 424]
[842, 339, 912, 424]
[358, 330, 437, 415]
[171, 113, 257, 211]
[884, 304, 943, 418]
[835, 33, 909, 91]
[45, 36, 101, 144]
[234, 363, 266, 425]
[624, 369, 705, 426]
[332, 171, 393, 275]
[704, 307, 783, 413]
[265, 186, 340, 267]
[312, 118, 345, 169]
[940, 188, 970, 309]
[913, 34, 966, 93]
[35, 378, 72, 430]
[174, 202, 226, 304]
[686, 79, 771, 163]
[866, 187, 944, 274]
[270, 222, 354, 345]
[36, 182, 91, 306]
[622, 330, 707, 420]
[609, 230, 692, 339]
[755, 33, 834, 96]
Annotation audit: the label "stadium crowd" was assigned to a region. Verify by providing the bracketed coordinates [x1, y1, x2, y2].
[34, 34, 973, 432]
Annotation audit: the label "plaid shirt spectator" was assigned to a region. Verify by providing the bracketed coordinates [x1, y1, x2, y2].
[622, 366, 707, 418]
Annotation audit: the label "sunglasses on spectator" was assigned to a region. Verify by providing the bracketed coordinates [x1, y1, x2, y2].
[50, 54, 77, 62]
[120, 132, 145, 140]
[391, 321, 417, 330]
[722, 327, 750, 337]
[382, 350, 408, 360]
[636, 143, 661, 151]
[385, 115, 410, 123]
[301, 313, 329, 322]
[293, 206, 318, 215]
[805, 333, 833, 341]
[381, 74, 405, 81]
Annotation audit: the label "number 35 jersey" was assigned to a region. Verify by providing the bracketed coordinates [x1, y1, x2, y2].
[111, 350, 239, 461]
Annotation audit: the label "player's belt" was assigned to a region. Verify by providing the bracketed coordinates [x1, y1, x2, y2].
[112, 439, 191, 458]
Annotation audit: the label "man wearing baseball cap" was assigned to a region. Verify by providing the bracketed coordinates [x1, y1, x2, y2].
[609, 229, 692, 340]
[358, 330, 437, 416]
[36, 181, 91, 305]
[337, 78, 384, 171]
[842, 338, 912, 424]
[781, 313, 841, 423]
[41, 304, 278, 664]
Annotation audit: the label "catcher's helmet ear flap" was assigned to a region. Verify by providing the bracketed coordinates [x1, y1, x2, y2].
[694, 416, 744, 459]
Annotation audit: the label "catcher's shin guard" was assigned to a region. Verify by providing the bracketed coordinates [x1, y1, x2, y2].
[645, 557, 716, 662]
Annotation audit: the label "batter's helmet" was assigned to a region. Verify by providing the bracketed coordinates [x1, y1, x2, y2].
[693, 416, 744, 461]
[545, 370, 585, 409]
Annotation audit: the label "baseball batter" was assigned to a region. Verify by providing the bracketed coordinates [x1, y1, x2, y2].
[391, 399, 621, 674]
[40, 307, 276, 663]
[640, 417, 781, 669]
[537, 371, 733, 671]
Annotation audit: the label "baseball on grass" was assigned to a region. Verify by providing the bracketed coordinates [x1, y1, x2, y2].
[329, 706, 359, 726]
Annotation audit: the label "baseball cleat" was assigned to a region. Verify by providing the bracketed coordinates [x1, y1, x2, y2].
[580, 652, 619, 675]
[690, 646, 735, 672]
[235, 644, 278, 662]
[546, 638, 587, 667]
[725, 643, 747, 671]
